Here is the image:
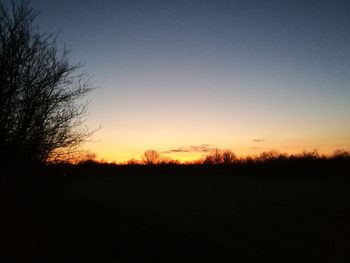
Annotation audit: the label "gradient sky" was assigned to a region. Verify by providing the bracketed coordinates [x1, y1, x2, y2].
[29, 0, 350, 162]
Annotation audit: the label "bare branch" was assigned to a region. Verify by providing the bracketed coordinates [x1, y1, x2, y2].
[0, 0, 93, 164]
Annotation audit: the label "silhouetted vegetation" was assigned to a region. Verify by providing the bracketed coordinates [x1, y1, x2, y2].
[0, 1, 91, 169]
[1, 2, 350, 262]
[141, 149, 162, 165]
[20, 149, 349, 263]
[45, 149, 349, 179]
[2, 152, 350, 262]
[203, 149, 238, 164]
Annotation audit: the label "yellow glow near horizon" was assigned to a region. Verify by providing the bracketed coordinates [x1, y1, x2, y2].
[83, 131, 350, 163]
[31, 0, 350, 165]
[81, 60, 350, 164]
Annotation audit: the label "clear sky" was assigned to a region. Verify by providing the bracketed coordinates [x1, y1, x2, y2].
[30, 0, 350, 162]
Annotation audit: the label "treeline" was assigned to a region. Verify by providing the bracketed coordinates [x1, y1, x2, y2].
[48, 149, 350, 178]
[202, 149, 350, 165]
[102, 149, 350, 166]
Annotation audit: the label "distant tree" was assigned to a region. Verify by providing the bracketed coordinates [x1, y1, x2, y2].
[212, 149, 223, 164]
[0, 1, 92, 164]
[332, 149, 350, 159]
[142, 150, 162, 165]
[202, 149, 220, 165]
[299, 149, 320, 160]
[222, 150, 237, 165]
[203, 149, 220, 164]
[257, 150, 283, 162]
[202, 154, 214, 165]
[203, 149, 237, 165]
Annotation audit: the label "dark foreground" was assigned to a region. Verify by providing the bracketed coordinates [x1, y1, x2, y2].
[1, 170, 350, 262]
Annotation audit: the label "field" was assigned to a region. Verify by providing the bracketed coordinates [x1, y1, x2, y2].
[2, 172, 350, 262]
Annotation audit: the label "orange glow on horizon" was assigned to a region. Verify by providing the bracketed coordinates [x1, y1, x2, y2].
[83, 141, 350, 164]
[83, 105, 350, 164]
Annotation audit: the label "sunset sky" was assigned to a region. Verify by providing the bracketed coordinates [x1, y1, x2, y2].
[30, 0, 350, 162]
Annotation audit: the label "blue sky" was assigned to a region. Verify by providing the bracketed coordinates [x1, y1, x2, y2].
[27, 0, 350, 161]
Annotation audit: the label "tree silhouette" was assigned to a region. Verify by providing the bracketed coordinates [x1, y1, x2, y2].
[222, 150, 237, 165]
[142, 150, 162, 165]
[203, 149, 237, 165]
[0, 1, 91, 164]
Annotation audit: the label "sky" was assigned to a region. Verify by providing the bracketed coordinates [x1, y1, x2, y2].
[28, 0, 350, 162]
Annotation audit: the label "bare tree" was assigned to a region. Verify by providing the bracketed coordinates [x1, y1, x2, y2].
[203, 149, 237, 165]
[203, 149, 220, 164]
[142, 150, 162, 165]
[0, 1, 92, 164]
[222, 150, 237, 165]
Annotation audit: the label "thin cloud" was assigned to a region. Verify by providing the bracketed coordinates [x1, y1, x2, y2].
[253, 139, 265, 142]
[163, 144, 214, 154]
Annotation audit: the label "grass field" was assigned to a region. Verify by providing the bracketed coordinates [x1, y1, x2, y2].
[2, 173, 350, 262]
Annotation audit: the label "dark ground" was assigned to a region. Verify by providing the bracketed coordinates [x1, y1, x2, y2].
[1, 168, 350, 262]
